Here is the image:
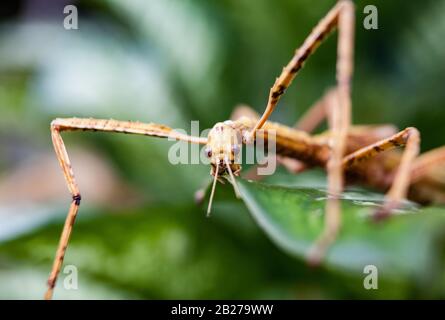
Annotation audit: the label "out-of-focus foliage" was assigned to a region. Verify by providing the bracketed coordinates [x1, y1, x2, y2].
[1, 203, 301, 299]
[0, 0, 445, 299]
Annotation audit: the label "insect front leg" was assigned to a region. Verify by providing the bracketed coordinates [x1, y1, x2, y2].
[232, 1, 356, 264]
[245, 0, 354, 142]
[46, 122, 82, 300]
[46, 118, 205, 299]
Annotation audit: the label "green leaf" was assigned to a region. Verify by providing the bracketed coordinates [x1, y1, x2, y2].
[238, 179, 445, 289]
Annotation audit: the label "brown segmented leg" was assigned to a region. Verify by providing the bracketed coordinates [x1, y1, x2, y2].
[305, 1, 355, 264]
[234, 0, 356, 264]
[246, 0, 354, 140]
[45, 118, 205, 300]
[342, 127, 421, 218]
[343, 128, 419, 168]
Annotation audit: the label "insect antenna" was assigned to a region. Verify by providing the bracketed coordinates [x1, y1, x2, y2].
[207, 161, 219, 217]
[225, 157, 241, 198]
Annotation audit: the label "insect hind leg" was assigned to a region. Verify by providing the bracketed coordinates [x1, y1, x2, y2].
[342, 127, 421, 220]
[45, 121, 82, 300]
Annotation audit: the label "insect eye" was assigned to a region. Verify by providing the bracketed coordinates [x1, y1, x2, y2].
[205, 148, 212, 158]
[232, 144, 240, 155]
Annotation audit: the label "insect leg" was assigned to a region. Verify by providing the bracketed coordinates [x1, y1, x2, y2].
[307, 0, 355, 264]
[46, 125, 81, 300]
[246, 0, 354, 142]
[342, 127, 420, 218]
[46, 118, 205, 300]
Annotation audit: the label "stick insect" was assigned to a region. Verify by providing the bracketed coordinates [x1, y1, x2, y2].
[46, 0, 445, 299]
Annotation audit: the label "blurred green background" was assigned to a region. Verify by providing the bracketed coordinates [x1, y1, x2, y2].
[0, 0, 445, 299]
